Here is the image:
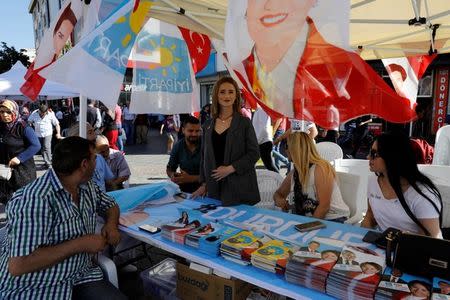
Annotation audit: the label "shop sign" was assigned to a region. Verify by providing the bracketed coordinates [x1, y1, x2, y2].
[432, 68, 449, 133]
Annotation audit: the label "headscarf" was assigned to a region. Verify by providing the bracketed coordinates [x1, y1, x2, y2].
[0, 99, 19, 123]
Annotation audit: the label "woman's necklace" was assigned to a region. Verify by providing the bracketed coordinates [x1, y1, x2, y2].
[218, 114, 233, 123]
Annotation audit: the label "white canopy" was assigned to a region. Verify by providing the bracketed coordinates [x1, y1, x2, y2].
[0, 62, 78, 100]
[147, 0, 450, 60]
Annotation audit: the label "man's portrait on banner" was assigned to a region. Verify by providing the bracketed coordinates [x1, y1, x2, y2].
[226, 0, 349, 118]
[418, 74, 433, 97]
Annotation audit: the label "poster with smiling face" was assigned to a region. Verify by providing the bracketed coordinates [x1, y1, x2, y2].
[225, 0, 349, 119]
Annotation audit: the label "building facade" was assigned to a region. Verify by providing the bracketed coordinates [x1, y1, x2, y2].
[29, 0, 66, 49]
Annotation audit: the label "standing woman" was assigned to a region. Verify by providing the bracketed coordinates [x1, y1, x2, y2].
[192, 77, 261, 206]
[0, 100, 40, 203]
[361, 132, 442, 238]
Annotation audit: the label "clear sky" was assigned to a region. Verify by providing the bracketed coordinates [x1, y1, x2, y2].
[0, 0, 35, 50]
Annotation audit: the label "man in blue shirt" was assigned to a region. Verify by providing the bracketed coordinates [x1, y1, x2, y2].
[166, 116, 201, 193]
[0, 137, 125, 299]
[68, 122, 114, 191]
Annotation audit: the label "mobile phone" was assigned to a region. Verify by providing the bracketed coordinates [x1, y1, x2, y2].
[294, 221, 326, 232]
[174, 192, 188, 200]
[362, 230, 382, 244]
[138, 224, 161, 234]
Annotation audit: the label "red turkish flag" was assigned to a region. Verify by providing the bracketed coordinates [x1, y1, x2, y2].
[178, 27, 211, 74]
[407, 54, 437, 80]
[20, 61, 52, 100]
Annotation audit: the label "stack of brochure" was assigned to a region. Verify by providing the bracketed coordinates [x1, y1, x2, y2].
[220, 231, 270, 265]
[285, 237, 345, 293]
[431, 277, 450, 300]
[251, 239, 299, 274]
[185, 223, 241, 256]
[375, 267, 433, 300]
[326, 245, 386, 300]
[161, 214, 201, 244]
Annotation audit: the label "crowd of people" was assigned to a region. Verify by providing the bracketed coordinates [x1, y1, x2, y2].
[0, 76, 447, 298]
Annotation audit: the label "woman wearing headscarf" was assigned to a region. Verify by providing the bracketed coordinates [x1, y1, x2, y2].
[0, 99, 40, 203]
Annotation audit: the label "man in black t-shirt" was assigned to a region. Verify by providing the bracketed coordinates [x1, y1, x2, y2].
[166, 116, 201, 193]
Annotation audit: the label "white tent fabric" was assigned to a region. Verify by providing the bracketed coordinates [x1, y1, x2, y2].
[0, 62, 78, 100]
[147, 0, 450, 60]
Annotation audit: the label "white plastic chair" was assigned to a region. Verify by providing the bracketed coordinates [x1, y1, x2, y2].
[97, 254, 119, 288]
[255, 169, 284, 210]
[336, 171, 364, 224]
[316, 142, 343, 162]
[417, 164, 450, 184]
[334, 159, 372, 224]
[416, 165, 450, 228]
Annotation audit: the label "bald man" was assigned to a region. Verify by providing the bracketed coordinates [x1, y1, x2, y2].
[96, 135, 130, 191]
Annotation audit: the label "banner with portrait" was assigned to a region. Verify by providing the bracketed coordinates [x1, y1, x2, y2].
[224, 0, 418, 129]
[20, 0, 101, 100]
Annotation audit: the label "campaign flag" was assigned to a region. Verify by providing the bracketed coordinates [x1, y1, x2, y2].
[128, 19, 210, 114]
[382, 54, 436, 106]
[224, 0, 417, 129]
[39, 0, 154, 110]
[20, 0, 101, 100]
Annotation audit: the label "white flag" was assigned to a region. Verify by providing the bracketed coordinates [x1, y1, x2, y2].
[128, 19, 200, 114]
[382, 57, 419, 107]
[40, 0, 154, 110]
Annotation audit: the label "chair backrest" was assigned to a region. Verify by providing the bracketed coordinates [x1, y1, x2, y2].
[416, 165, 450, 228]
[334, 159, 371, 224]
[255, 169, 284, 210]
[418, 164, 450, 184]
[316, 142, 343, 162]
[336, 172, 361, 223]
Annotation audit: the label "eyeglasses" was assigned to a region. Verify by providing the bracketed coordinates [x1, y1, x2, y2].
[369, 149, 381, 160]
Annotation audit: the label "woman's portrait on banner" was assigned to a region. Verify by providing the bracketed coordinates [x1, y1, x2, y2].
[225, 0, 349, 119]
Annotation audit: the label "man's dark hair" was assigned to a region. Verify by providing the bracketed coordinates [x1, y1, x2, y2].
[183, 115, 200, 128]
[53, 137, 94, 175]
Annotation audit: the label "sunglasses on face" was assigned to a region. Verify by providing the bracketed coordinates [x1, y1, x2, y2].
[369, 149, 381, 160]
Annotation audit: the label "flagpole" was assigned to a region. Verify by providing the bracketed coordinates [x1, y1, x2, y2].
[79, 94, 87, 138]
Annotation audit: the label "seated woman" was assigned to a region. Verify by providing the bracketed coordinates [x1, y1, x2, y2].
[273, 131, 350, 222]
[361, 132, 442, 238]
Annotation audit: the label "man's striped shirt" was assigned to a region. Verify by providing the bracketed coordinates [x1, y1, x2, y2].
[0, 169, 117, 299]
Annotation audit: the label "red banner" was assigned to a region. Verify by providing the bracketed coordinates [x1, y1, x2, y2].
[432, 68, 450, 133]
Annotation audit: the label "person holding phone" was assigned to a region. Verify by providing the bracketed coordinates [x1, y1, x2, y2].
[361, 131, 442, 238]
[273, 131, 349, 222]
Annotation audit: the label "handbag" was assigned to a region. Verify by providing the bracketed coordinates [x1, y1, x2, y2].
[388, 232, 450, 280]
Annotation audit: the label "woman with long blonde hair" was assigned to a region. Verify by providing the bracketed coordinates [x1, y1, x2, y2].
[273, 131, 349, 222]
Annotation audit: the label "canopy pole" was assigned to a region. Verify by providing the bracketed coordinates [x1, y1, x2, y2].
[79, 94, 87, 138]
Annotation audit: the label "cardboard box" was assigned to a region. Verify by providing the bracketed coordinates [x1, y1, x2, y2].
[176, 263, 252, 300]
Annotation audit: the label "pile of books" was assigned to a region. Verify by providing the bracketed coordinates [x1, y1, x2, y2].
[185, 223, 241, 256]
[161, 212, 201, 244]
[432, 277, 450, 300]
[251, 239, 299, 274]
[326, 245, 386, 300]
[375, 267, 433, 300]
[220, 231, 271, 265]
[285, 237, 344, 292]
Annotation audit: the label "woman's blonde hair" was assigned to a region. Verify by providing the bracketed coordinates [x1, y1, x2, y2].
[211, 77, 241, 119]
[287, 132, 335, 190]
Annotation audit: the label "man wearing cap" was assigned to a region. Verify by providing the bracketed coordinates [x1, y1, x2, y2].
[28, 102, 62, 169]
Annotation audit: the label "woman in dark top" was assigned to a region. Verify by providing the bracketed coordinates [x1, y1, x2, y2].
[192, 77, 260, 206]
[0, 100, 40, 203]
